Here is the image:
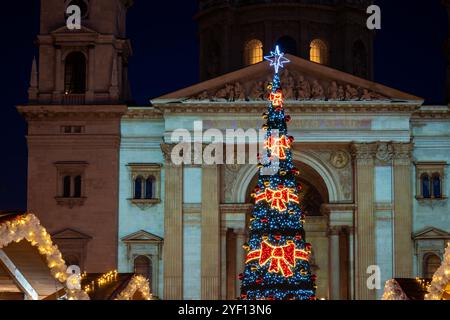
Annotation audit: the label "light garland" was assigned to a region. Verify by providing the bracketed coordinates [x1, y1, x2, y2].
[0, 213, 68, 283]
[425, 242, 450, 300]
[115, 275, 153, 300]
[381, 279, 409, 300]
[83, 270, 118, 294]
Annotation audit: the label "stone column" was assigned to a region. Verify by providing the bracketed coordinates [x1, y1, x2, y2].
[201, 165, 221, 299]
[235, 228, 246, 298]
[220, 227, 227, 300]
[53, 46, 63, 103]
[393, 143, 414, 278]
[351, 143, 376, 300]
[348, 227, 355, 300]
[161, 144, 184, 299]
[86, 45, 95, 103]
[328, 226, 341, 300]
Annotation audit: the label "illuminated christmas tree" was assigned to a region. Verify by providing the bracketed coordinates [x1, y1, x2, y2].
[239, 46, 317, 300]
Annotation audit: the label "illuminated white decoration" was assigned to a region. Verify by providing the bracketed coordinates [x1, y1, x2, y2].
[264, 45, 290, 74]
[115, 275, 153, 300]
[381, 279, 409, 300]
[425, 242, 450, 300]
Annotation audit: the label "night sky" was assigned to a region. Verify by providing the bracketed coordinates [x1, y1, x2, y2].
[0, 0, 447, 210]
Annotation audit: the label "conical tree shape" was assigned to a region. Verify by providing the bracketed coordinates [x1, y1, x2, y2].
[239, 46, 317, 300]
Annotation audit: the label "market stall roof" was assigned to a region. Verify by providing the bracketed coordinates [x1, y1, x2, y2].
[82, 273, 134, 300]
[0, 212, 67, 300]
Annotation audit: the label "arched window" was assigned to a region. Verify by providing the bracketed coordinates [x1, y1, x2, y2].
[243, 39, 263, 66]
[310, 39, 329, 65]
[64, 52, 87, 94]
[432, 174, 442, 198]
[74, 175, 82, 198]
[421, 174, 431, 199]
[423, 253, 441, 279]
[63, 176, 71, 198]
[352, 40, 368, 78]
[276, 36, 297, 56]
[134, 255, 152, 281]
[145, 177, 154, 199]
[134, 176, 143, 199]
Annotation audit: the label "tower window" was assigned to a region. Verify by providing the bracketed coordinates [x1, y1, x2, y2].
[55, 161, 88, 207]
[64, 52, 87, 94]
[310, 39, 329, 65]
[276, 36, 297, 56]
[63, 176, 72, 198]
[421, 174, 431, 199]
[128, 164, 162, 207]
[432, 174, 442, 198]
[244, 39, 263, 66]
[74, 176, 82, 198]
[134, 176, 143, 199]
[145, 177, 154, 199]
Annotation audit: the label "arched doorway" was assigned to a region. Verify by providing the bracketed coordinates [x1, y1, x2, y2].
[134, 255, 152, 283]
[243, 161, 330, 298]
[423, 253, 441, 279]
[244, 161, 329, 214]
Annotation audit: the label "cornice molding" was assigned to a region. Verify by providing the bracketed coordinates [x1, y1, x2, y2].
[17, 105, 128, 120]
[123, 108, 163, 120]
[154, 102, 420, 115]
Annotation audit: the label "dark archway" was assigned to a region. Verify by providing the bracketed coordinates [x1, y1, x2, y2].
[245, 161, 329, 215]
[64, 52, 87, 94]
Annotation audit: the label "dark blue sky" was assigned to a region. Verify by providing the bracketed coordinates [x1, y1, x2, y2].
[0, 0, 447, 210]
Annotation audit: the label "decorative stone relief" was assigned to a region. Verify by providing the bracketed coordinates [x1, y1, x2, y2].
[188, 68, 389, 102]
[316, 150, 353, 201]
[375, 142, 394, 164]
[223, 164, 243, 203]
[330, 151, 350, 169]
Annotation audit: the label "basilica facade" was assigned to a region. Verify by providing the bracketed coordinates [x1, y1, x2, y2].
[17, 0, 450, 300]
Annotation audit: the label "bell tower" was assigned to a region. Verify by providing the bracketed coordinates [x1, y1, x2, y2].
[18, 0, 133, 272]
[30, 0, 132, 105]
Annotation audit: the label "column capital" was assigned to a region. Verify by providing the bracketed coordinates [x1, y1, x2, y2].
[160, 143, 185, 166]
[392, 142, 414, 165]
[350, 142, 377, 165]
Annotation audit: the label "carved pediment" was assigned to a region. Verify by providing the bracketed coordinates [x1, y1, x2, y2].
[413, 227, 450, 240]
[154, 55, 422, 104]
[121, 230, 163, 243]
[52, 228, 92, 240]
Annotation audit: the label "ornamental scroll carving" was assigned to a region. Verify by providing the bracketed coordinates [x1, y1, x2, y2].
[189, 69, 388, 102]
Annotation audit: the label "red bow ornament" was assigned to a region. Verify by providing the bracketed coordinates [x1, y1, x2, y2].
[246, 241, 309, 277]
[254, 187, 299, 211]
[264, 135, 290, 160]
[268, 90, 283, 107]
